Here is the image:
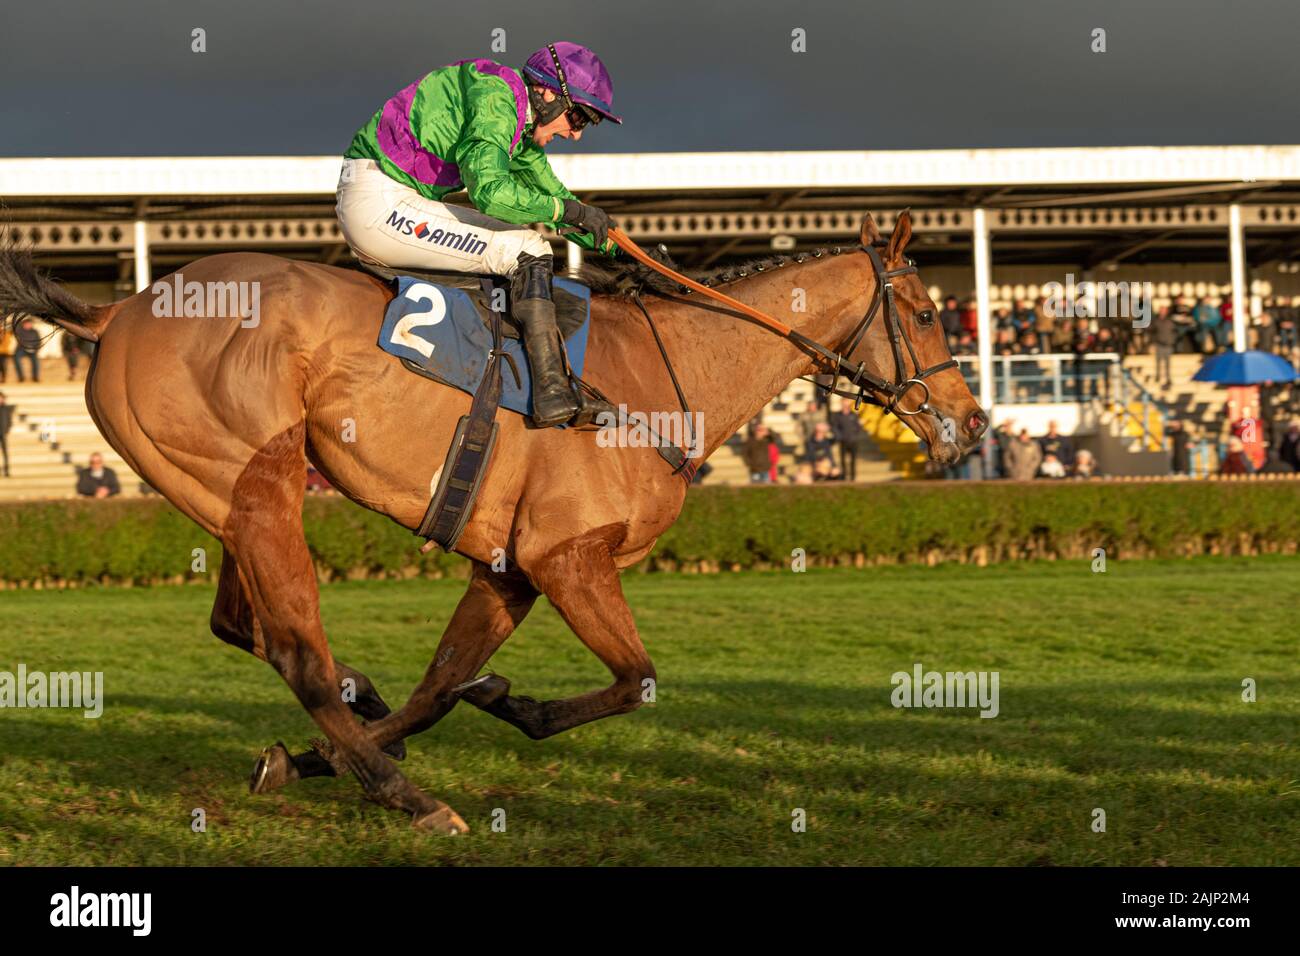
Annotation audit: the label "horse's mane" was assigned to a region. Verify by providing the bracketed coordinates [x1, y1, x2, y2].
[569, 244, 852, 298]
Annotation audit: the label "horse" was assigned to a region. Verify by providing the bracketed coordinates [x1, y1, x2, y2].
[0, 211, 987, 833]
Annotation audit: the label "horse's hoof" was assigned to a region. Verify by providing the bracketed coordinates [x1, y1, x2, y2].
[382, 739, 407, 761]
[413, 804, 469, 835]
[249, 742, 300, 794]
[455, 673, 510, 708]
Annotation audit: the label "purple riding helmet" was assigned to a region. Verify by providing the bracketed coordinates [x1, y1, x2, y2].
[522, 42, 623, 125]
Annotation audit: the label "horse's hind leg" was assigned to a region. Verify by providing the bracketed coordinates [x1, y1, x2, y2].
[227, 423, 466, 833]
[210, 553, 405, 794]
[459, 526, 656, 740]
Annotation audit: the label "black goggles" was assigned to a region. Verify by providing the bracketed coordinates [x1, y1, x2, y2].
[565, 103, 602, 131]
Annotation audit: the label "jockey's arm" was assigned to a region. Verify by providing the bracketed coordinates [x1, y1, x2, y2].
[455, 78, 616, 256]
[512, 148, 617, 256]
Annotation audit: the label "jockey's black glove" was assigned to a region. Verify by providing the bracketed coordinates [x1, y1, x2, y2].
[562, 198, 614, 250]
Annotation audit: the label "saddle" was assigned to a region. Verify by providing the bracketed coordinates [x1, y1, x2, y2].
[361, 263, 588, 341]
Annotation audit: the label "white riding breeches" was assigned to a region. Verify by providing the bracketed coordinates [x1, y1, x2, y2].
[335, 158, 551, 277]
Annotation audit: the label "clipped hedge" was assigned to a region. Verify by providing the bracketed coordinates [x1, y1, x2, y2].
[0, 481, 1298, 586]
[0, 496, 462, 587]
[650, 481, 1300, 570]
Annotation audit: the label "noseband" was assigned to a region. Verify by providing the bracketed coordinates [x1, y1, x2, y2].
[791, 242, 958, 417]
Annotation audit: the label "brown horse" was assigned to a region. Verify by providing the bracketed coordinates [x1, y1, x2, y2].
[0, 211, 985, 833]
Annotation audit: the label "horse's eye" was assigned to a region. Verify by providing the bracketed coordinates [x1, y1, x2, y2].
[917, 309, 935, 327]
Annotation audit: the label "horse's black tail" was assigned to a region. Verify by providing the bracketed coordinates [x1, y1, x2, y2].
[0, 230, 117, 343]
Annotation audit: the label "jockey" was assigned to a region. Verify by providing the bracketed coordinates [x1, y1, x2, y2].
[337, 42, 620, 427]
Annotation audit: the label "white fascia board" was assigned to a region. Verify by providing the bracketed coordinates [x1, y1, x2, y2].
[1, 147, 1299, 198]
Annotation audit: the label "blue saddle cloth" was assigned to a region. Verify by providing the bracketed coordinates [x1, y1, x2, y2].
[377, 275, 591, 417]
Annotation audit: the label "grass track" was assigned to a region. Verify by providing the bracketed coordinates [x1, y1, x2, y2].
[0, 557, 1297, 865]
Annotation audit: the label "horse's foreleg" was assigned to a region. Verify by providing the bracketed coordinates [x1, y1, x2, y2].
[231, 424, 466, 833]
[460, 527, 656, 740]
[363, 561, 537, 746]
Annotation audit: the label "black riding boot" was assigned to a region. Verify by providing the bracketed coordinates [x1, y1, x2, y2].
[513, 253, 579, 427]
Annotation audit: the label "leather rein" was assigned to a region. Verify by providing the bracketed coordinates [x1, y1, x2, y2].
[609, 227, 958, 420]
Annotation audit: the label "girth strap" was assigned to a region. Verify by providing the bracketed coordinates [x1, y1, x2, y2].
[416, 277, 506, 549]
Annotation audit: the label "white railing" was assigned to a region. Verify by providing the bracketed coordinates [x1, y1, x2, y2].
[955, 352, 1121, 404]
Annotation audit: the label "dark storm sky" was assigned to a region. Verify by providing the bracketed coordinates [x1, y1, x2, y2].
[1, 0, 1297, 157]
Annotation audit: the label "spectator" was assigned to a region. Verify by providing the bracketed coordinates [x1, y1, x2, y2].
[61, 331, 83, 381]
[1012, 300, 1036, 335]
[1039, 454, 1067, 478]
[1017, 330, 1044, 354]
[0, 322, 15, 383]
[1220, 436, 1255, 475]
[1072, 449, 1100, 478]
[1167, 419, 1192, 475]
[1033, 297, 1056, 347]
[13, 317, 41, 382]
[0, 391, 11, 477]
[1093, 326, 1120, 355]
[76, 452, 121, 498]
[742, 424, 777, 484]
[959, 298, 979, 339]
[829, 397, 865, 482]
[939, 295, 962, 350]
[1219, 296, 1234, 343]
[811, 457, 839, 481]
[989, 419, 1015, 479]
[1170, 298, 1197, 352]
[1070, 318, 1095, 400]
[1039, 420, 1074, 469]
[1194, 297, 1226, 351]
[792, 462, 814, 485]
[1278, 298, 1299, 353]
[1256, 308, 1276, 353]
[804, 421, 842, 480]
[1278, 421, 1300, 471]
[1003, 428, 1043, 480]
[1152, 307, 1177, 387]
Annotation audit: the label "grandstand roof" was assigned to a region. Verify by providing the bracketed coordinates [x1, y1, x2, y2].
[5, 147, 1300, 276]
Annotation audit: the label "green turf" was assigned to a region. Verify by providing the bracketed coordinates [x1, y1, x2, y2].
[0, 557, 1296, 866]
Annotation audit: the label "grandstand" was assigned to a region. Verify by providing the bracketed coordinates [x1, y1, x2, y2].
[3, 146, 1300, 498]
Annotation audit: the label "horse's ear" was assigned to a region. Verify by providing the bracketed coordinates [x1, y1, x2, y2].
[860, 214, 883, 248]
[886, 209, 913, 261]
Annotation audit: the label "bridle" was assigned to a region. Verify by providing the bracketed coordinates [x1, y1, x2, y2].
[608, 227, 962, 481]
[790, 241, 959, 417]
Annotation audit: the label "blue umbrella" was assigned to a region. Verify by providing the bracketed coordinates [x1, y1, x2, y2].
[1192, 350, 1298, 385]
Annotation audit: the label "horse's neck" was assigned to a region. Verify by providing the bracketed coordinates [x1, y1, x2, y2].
[643, 257, 873, 459]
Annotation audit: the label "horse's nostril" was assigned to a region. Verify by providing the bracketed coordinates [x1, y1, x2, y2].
[966, 411, 988, 438]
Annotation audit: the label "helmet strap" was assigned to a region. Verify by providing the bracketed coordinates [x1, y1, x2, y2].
[545, 43, 576, 110]
[528, 84, 569, 127]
